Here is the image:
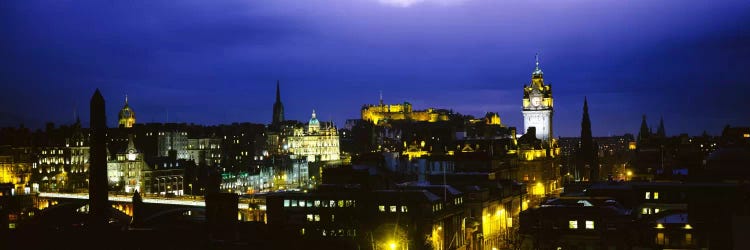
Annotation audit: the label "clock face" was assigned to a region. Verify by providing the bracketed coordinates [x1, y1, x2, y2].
[531, 97, 542, 107]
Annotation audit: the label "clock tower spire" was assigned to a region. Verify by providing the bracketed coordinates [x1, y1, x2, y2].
[522, 54, 554, 143]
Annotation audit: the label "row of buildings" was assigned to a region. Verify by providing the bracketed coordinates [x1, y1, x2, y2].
[5, 56, 748, 248]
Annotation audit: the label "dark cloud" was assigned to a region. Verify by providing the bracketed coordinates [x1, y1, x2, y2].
[1, 0, 748, 136]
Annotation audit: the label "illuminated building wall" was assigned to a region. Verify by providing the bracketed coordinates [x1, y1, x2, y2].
[0, 156, 26, 189]
[106, 136, 145, 193]
[157, 131, 189, 160]
[286, 110, 340, 163]
[361, 99, 450, 125]
[35, 145, 89, 192]
[222, 157, 309, 193]
[187, 137, 222, 166]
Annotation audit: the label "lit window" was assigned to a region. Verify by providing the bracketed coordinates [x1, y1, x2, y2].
[291, 200, 297, 207]
[569, 220, 578, 229]
[284, 200, 290, 207]
[685, 233, 692, 244]
[656, 232, 665, 245]
[390, 206, 397, 212]
[642, 208, 649, 214]
[338, 200, 344, 207]
[314, 214, 320, 222]
[314, 200, 321, 207]
[299, 200, 306, 207]
[379, 205, 385, 212]
[585, 220, 595, 229]
[654, 208, 660, 213]
[307, 214, 313, 221]
[645, 192, 651, 200]
[401, 206, 408, 212]
[653, 192, 659, 200]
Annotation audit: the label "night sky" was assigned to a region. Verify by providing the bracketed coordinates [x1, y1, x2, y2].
[1, 0, 749, 137]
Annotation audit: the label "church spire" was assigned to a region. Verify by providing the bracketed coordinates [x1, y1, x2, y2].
[638, 115, 650, 142]
[272, 80, 285, 126]
[657, 116, 666, 137]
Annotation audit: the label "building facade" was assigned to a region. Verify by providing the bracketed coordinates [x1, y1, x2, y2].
[107, 135, 145, 193]
[286, 110, 340, 163]
[361, 95, 450, 125]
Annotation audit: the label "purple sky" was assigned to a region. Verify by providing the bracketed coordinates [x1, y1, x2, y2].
[1, 0, 749, 136]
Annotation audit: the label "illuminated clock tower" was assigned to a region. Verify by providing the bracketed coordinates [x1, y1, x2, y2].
[522, 54, 553, 143]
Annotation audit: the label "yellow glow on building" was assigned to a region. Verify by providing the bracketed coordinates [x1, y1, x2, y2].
[744, 133, 750, 138]
[656, 223, 664, 229]
[286, 111, 340, 162]
[629, 142, 637, 150]
[361, 101, 450, 125]
[532, 182, 545, 196]
[118, 96, 136, 128]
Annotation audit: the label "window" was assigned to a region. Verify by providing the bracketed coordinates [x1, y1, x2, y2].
[314, 214, 320, 222]
[338, 200, 345, 207]
[284, 200, 290, 207]
[390, 206, 397, 212]
[569, 220, 578, 229]
[656, 232, 666, 245]
[685, 233, 693, 245]
[642, 208, 649, 214]
[645, 192, 651, 200]
[585, 220, 595, 229]
[314, 200, 321, 207]
[401, 206, 408, 212]
[299, 200, 306, 207]
[291, 200, 297, 207]
[654, 192, 659, 200]
[307, 214, 314, 221]
[379, 205, 385, 212]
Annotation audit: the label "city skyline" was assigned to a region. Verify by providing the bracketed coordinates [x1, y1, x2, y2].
[2, 0, 749, 136]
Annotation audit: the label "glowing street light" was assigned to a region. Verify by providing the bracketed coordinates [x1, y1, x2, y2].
[389, 241, 397, 250]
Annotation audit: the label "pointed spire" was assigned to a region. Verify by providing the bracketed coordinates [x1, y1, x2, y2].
[579, 97, 595, 181]
[657, 116, 666, 137]
[312, 109, 317, 119]
[275, 80, 281, 102]
[272, 80, 285, 126]
[581, 97, 591, 141]
[639, 115, 649, 140]
[532, 52, 543, 76]
[127, 134, 136, 152]
[379, 90, 383, 105]
[583, 96, 589, 113]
